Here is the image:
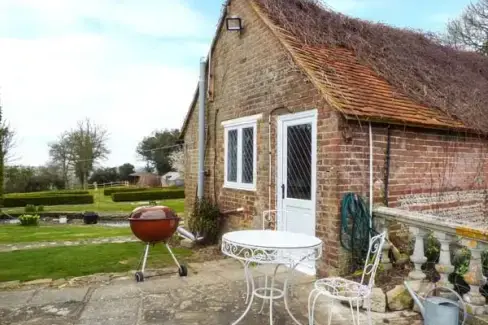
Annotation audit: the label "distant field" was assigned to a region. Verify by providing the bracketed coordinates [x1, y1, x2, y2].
[2, 189, 185, 214]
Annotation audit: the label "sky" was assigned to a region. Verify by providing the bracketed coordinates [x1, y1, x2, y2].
[0, 0, 471, 168]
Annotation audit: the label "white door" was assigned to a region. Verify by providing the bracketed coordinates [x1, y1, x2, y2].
[277, 110, 317, 274]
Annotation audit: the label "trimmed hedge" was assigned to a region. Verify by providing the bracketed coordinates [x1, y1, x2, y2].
[111, 189, 185, 202]
[103, 187, 149, 196]
[3, 194, 94, 208]
[6, 190, 89, 197]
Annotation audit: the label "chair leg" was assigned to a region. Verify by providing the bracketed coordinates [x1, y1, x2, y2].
[356, 300, 360, 325]
[308, 289, 326, 325]
[367, 297, 372, 325]
[307, 289, 317, 325]
[326, 298, 333, 325]
[349, 301, 357, 325]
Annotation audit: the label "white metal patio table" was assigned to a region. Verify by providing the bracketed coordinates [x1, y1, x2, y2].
[221, 230, 323, 325]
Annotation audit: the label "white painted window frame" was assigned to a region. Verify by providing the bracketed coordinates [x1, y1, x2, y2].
[222, 114, 261, 191]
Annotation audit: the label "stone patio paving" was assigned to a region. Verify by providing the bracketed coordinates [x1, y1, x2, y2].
[0, 259, 419, 325]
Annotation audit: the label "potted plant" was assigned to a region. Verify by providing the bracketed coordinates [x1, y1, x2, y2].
[83, 211, 99, 225]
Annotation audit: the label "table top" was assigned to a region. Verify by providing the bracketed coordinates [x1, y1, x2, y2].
[222, 230, 322, 250]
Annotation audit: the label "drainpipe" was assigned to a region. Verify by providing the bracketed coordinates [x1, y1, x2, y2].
[197, 57, 206, 200]
[369, 122, 373, 228]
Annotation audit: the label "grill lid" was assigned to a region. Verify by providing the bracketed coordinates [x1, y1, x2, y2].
[129, 206, 178, 220]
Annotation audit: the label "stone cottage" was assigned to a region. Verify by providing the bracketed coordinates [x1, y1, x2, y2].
[180, 0, 488, 276]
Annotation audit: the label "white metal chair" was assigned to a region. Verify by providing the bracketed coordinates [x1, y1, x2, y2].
[308, 231, 386, 325]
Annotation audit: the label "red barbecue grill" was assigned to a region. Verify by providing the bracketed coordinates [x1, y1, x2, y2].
[129, 205, 188, 282]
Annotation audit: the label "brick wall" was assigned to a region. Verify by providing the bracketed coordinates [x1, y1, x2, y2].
[340, 122, 488, 222]
[183, 0, 344, 275]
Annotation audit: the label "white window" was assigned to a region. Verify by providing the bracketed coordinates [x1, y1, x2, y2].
[222, 114, 261, 191]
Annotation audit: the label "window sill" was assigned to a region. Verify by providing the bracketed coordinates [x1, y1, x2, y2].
[223, 183, 257, 192]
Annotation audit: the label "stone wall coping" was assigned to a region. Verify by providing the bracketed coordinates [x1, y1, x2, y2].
[373, 206, 488, 243]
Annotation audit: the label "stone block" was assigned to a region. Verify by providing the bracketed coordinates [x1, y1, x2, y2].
[25, 278, 53, 285]
[387, 285, 413, 311]
[0, 280, 20, 289]
[362, 287, 386, 313]
[180, 238, 195, 248]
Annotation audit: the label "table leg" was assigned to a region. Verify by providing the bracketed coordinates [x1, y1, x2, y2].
[238, 260, 250, 304]
[232, 261, 255, 325]
[259, 275, 268, 314]
[232, 260, 306, 325]
[270, 273, 275, 325]
[284, 261, 309, 325]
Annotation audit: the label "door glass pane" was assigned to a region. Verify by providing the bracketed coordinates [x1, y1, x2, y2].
[286, 123, 312, 200]
[241, 127, 254, 184]
[227, 129, 238, 182]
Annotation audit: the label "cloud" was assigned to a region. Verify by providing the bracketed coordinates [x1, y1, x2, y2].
[0, 0, 211, 167]
[0, 0, 212, 39]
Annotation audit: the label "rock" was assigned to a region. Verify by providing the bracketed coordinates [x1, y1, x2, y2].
[25, 278, 53, 285]
[51, 279, 66, 287]
[181, 238, 195, 249]
[0, 280, 20, 289]
[387, 285, 413, 311]
[362, 287, 386, 313]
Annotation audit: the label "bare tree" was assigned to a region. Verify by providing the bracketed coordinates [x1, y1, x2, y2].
[446, 0, 488, 55]
[66, 119, 110, 188]
[169, 148, 184, 177]
[1, 121, 17, 164]
[48, 134, 72, 188]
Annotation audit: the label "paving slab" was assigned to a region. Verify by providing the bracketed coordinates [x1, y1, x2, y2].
[75, 316, 136, 325]
[0, 290, 35, 309]
[1, 301, 83, 325]
[90, 284, 142, 301]
[136, 277, 191, 295]
[0, 259, 415, 325]
[79, 297, 140, 321]
[29, 288, 89, 306]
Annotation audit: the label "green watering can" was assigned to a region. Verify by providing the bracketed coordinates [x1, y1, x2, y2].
[404, 281, 467, 325]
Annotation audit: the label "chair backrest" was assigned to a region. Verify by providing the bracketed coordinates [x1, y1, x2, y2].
[360, 231, 386, 289]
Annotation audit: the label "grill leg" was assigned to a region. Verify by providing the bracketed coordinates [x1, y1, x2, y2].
[141, 243, 150, 273]
[166, 243, 181, 269]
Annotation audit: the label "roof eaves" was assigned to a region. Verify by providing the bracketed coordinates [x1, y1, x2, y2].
[251, 1, 476, 134]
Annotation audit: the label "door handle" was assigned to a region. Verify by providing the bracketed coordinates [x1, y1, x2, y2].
[281, 184, 285, 199]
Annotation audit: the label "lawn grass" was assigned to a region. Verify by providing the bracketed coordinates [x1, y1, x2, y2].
[0, 225, 134, 244]
[0, 242, 192, 282]
[2, 189, 185, 214]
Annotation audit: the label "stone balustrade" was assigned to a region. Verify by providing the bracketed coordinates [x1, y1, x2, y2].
[373, 206, 488, 316]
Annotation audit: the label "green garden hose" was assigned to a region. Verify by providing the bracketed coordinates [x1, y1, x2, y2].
[340, 193, 376, 270]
